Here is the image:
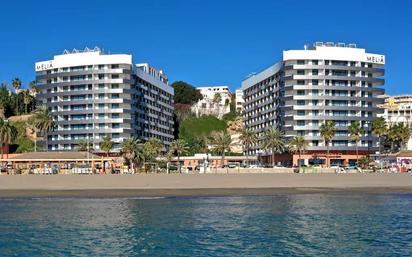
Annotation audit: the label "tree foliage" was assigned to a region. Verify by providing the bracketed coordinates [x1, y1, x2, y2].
[172, 81, 203, 105]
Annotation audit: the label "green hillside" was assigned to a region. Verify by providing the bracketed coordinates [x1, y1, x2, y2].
[179, 115, 226, 140]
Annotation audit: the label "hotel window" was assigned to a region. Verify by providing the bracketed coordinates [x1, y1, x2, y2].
[297, 90, 305, 96]
[312, 90, 318, 95]
[112, 103, 120, 109]
[312, 140, 319, 146]
[297, 80, 305, 85]
[297, 60, 305, 65]
[297, 110, 305, 116]
[112, 123, 120, 129]
[335, 131, 348, 136]
[312, 100, 318, 106]
[112, 74, 119, 79]
[98, 74, 105, 80]
[111, 64, 119, 69]
[98, 103, 105, 109]
[112, 84, 119, 89]
[297, 100, 305, 106]
[98, 65, 105, 70]
[112, 113, 120, 118]
[98, 113, 105, 118]
[332, 140, 348, 146]
[312, 111, 319, 116]
[312, 69, 318, 75]
[297, 120, 305, 126]
[297, 130, 305, 136]
[312, 60, 318, 65]
[312, 120, 319, 126]
[297, 70, 305, 75]
[98, 84, 105, 89]
[312, 80, 318, 85]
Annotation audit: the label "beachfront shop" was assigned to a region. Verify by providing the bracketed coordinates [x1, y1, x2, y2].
[0, 152, 113, 175]
[270, 151, 369, 167]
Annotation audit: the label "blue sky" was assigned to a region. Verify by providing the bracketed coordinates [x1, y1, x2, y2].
[0, 0, 410, 94]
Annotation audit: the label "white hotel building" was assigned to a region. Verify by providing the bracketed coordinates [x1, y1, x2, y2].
[35, 47, 174, 152]
[191, 86, 232, 118]
[241, 42, 385, 166]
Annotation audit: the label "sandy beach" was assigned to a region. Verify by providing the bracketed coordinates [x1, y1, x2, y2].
[0, 173, 411, 197]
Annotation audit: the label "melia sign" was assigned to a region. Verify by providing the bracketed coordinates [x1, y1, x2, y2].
[35, 61, 53, 71]
[365, 54, 385, 65]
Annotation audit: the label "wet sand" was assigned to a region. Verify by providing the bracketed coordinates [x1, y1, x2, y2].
[0, 173, 411, 197]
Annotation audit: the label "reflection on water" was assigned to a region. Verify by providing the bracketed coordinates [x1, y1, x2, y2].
[0, 194, 411, 256]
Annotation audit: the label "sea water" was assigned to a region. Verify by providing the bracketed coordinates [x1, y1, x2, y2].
[0, 193, 411, 256]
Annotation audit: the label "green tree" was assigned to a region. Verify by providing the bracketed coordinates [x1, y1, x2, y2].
[262, 127, 285, 167]
[372, 117, 387, 155]
[320, 120, 336, 167]
[31, 106, 55, 151]
[213, 93, 222, 104]
[288, 136, 307, 168]
[0, 85, 9, 118]
[348, 121, 365, 163]
[77, 140, 93, 152]
[143, 138, 164, 162]
[211, 131, 233, 168]
[0, 118, 17, 159]
[169, 139, 189, 173]
[172, 81, 203, 105]
[12, 78, 21, 94]
[120, 138, 144, 172]
[239, 128, 258, 166]
[12, 78, 22, 114]
[22, 90, 33, 114]
[100, 135, 113, 157]
[29, 81, 39, 95]
[398, 123, 411, 150]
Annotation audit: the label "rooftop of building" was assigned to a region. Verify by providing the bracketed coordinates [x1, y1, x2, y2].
[305, 41, 359, 50]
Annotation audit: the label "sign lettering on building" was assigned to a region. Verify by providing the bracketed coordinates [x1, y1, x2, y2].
[35, 61, 53, 71]
[365, 54, 385, 65]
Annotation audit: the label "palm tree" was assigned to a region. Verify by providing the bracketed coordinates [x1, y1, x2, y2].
[0, 118, 17, 159]
[31, 106, 55, 151]
[77, 140, 93, 152]
[262, 127, 285, 167]
[12, 78, 22, 114]
[387, 124, 399, 153]
[143, 138, 163, 162]
[211, 131, 232, 168]
[372, 117, 387, 155]
[320, 120, 336, 167]
[170, 139, 189, 173]
[396, 123, 410, 151]
[120, 138, 144, 172]
[12, 78, 21, 94]
[29, 80, 39, 96]
[0, 85, 9, 118]
[348, 121, 365, 164]
[239, 128, 258, 166]
[22, 90, 33, 114]
[100, 135, 113, 157]
[288, 136, 307, 168]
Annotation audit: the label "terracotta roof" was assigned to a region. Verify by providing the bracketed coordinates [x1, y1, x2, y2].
[5, 151, 103, 161]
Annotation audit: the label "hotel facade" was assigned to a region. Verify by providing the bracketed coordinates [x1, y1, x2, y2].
[378, 95, 412, 150]
[241, 42, 385, 166]
[35, 48, 174, 152]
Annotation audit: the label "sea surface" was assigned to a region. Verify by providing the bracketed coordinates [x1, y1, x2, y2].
[0, 193, 411, 256]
